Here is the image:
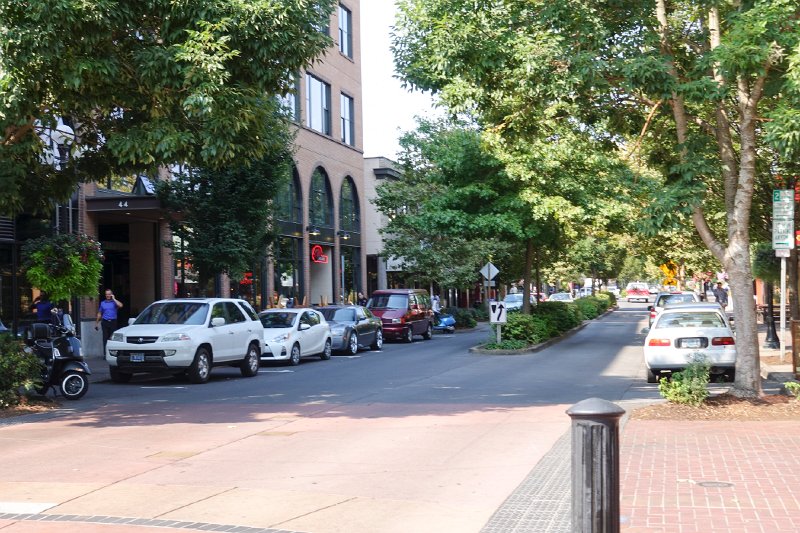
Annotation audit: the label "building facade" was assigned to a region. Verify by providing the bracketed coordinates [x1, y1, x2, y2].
[1, 2, 365, 341]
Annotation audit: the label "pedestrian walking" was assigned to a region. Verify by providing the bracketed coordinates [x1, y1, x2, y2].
[31, 292, 53, 323]
[357, 292, 368, 306]
[432, 294, 441, 313]
[95, 288, 123, 352]
[712, 282, 728, 309]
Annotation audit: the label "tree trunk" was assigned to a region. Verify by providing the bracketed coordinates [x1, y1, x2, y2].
[522, 238, 534, 314]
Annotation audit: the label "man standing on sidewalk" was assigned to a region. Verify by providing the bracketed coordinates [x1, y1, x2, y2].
[95, 288, 123, 353]
[713, 282, 729, 309]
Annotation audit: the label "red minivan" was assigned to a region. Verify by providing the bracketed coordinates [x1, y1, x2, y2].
[366, 289, 434, 343]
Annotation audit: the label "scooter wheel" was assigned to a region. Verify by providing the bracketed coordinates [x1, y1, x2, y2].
[60, 371, 89, 400]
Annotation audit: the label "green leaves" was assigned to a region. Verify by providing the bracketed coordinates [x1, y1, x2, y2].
[0, 0, 336, 215]
[21, 233, 104, 301]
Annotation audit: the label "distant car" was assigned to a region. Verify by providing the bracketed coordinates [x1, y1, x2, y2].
[648, 292, 701, 326]
[105, 298, 264, 384]
[643, 302, 736, 383]
[367, 289, 434, 343]
[606, 286, 620, 296]
[259, 308, 332, 365]
[626, 282, 651, 302]
[318, 305, 383, 354]
[577, 287, 594, 298]
[547, 292, 574, 303]
[503, 293, 534, 311]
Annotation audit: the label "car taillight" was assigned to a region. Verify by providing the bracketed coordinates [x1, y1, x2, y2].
[650, 310, 657, 319]
[648, 338, 671, 347]
[712, 337, 735, 346]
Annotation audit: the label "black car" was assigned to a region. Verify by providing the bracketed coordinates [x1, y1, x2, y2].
[318, 305, 383, 354]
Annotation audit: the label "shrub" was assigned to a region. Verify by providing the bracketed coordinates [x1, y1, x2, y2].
[494, 313, 550, 345]
[22, 233, 104, 302]
[445, 307, 477, 329]
[658, 357, 710, 406]
[532, 301, 583, 335]
[0, 335, 42, 408]
[484, 339, 527, 350]
[574, 297, 601, 319]
[597, 291, 616, 306]
[784, 381, 800, 401]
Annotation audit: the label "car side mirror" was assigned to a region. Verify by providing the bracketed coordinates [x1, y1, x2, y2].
[128, 318, 136, 325]
[641, 327, 650, 334]
[299, 323, 311, 331]
[647, 306, 653, 311]
[211, 317, 226, 327]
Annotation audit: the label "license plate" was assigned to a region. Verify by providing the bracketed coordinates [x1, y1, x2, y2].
[130, 352, 145, 362]
[680, 338, 701, 348]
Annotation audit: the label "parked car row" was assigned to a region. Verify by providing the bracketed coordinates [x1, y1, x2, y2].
[104, 288, 438, 384]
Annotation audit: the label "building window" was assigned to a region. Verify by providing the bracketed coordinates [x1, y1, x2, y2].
[276, 167, 303, 223]
[309, 168, 333, 227]
[306, 74, 331, 135]
[339, 177, 359, 231]
[340, 93, 354, 146]
[278, 77, 300, 122]
[338, 4, 352, 58]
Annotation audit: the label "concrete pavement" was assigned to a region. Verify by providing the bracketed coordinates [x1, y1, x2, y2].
[3, 315, 800, 532]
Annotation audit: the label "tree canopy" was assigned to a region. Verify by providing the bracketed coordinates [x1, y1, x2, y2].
[393, 0, 800, 397]
[0, 0, 335, 214]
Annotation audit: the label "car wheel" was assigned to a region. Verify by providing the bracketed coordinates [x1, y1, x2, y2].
[188, 347, 212, 384]
[240, 342, 260, 377]
[646, 368, 659, 384]
[404, 327, 414, 343]
[422, 322, 433, 340]
[347, 331, 359, 355]
[370, 329, 383, 350]
[320, 339, 332, 360]
[288, 343, 301, 366]
[109, 367, 132, 383]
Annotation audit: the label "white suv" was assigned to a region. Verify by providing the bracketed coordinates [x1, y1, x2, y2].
[105, 298, 264, 384]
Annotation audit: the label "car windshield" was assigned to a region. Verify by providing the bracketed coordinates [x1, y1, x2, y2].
[320, 308, 356, 322]
[657, 294, 696, 307]
[655, 312, 725, 329]
[260, 312, 297, 328]
[627, 283, 648, 291]
[550, 294, 570, 300]
[134, 302, 209, 325]
[368, 294, 408, 310]
[504, 294, 522, 302]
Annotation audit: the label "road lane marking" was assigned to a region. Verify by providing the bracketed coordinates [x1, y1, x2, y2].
[0, 502, 55, 513]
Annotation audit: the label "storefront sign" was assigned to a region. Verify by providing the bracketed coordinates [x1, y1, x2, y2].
[311, 245, 328, 264]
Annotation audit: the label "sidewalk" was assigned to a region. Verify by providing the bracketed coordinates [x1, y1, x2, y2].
[483, 322, 800, 533]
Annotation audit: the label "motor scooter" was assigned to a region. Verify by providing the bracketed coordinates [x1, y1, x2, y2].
[25, 310, 91, 400]
[432, 311, 456, 334]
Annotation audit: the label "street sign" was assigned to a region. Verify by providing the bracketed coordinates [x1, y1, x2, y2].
[776, 249, 791, 257]
[773, 189, 795, 250]
[489, 302, 507, 324]
[480, 262, 499, 280]
[773, 218, 795, 250]
[774, 190, 795, 218]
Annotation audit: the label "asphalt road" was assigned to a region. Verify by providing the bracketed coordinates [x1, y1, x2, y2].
[0, 301, 658, 533]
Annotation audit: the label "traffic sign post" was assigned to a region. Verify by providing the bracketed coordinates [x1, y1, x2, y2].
[480, 262, 500, 316]
[490, 302, 507, 344]
[774, 190, 795, 361]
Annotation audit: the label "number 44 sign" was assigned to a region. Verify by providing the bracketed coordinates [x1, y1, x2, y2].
[490, 302, 507, 324]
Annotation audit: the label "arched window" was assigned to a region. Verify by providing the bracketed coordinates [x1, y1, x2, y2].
[276, 167, 302, 223]
[309, 168, 332, 227]
[339, 177, 360, 231]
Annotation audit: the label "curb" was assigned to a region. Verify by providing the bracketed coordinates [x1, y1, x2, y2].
[469, 305, 617, 355]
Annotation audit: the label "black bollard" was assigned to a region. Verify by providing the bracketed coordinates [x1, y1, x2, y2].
[566, 398, 625, 533]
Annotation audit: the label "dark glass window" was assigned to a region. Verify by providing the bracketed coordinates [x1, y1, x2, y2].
[340, 93, 354, 146]
[309, 168, 333, 227]
[306, 74, 331, 135]
[338, 4, 353, 58]
[339, 177, 360, 231]
[276, 168, 303, 223]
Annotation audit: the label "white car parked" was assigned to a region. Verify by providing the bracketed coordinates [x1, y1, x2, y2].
[258, 308, 332, 365]
[105, 298, 264, 384]
[643, 302, 736, 383]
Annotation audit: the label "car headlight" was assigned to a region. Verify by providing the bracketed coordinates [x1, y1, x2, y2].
[391, 318, 402, 324]
[161, 333, 191, 342]
[111, 332, 123, 342]
[272, 333, 290, 343]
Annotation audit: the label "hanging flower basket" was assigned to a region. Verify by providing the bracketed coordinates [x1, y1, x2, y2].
[21, 233, 104, 302]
